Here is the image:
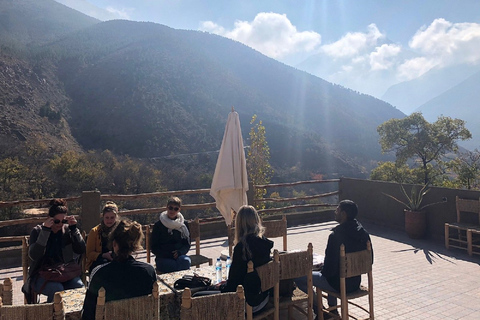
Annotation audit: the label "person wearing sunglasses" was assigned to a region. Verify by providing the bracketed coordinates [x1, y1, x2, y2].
[85, 201, 119, 272]
[22, 198, 86, 303]
[150, 196, 191, 273]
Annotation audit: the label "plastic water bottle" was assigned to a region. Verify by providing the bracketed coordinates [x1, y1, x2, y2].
[225, 256, 232, 280]
[215, 258, 222, 283]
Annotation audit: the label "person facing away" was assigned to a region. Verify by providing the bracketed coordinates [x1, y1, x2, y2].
[295, 199, 373, 318]
[23, 198, 86, 303]
[85, 201, 119, 272]
[150, 196, 191, 273]
[221, 205, 273, 313]
[82, 219, 156, 320]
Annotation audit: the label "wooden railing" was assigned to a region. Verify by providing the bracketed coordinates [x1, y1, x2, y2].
[0, 179, 339, 248]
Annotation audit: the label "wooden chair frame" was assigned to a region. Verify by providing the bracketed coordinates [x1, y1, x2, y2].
[188, 218, 213, 268]
[228, 215, 288, 257]
[278, 243, 314, 320]
[246, 250, 280, 320]
[317, 241, 374, 320]
[445, 196, 480, 256]
[180, 285, 245, 320]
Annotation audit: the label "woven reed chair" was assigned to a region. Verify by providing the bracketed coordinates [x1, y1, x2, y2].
[228, 215, 288, 257]
[263, 215, 288, 251]
[188, 218, 213, 268]
[95, 281, 159, 320]
[445, 196, 480, 255]
[0, 291, 64, 320]
[278, 243, 314, 320]
[246, 250, 280, 320]
[317, 241, 374, 320]
[0, 278, 13, 306]
[180, 285, 245, 320]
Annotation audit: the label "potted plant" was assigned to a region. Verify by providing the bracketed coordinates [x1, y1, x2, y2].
[383, 184, 447, 239]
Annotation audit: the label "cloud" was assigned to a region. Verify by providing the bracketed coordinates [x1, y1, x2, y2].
[105, 6, 132, 20]
[200, 12, 321, 59]
[369, 44, 401, 71]
[321, 24, 384, 58]
[398, 18, 480, 79]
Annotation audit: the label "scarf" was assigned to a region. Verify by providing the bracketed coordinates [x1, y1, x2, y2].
[159, 211, 190, 239]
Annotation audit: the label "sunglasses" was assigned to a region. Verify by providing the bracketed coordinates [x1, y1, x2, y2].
[54, 219, 68, 224]
[168, 206, 180, 212]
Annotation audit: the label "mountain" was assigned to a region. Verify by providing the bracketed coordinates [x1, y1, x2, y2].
[382, 64, 480, 114]
[416, 70, 480, 151]
[0, 0, 405, 182]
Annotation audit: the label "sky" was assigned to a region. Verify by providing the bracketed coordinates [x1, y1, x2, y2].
[55, 0, 480, 111]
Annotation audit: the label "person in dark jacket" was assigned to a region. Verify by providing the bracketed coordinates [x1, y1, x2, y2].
[82, 219, 156, 320]
[23, 198, 85, 303]
[150, 197, 191, 273]
[221, 205, 273, 313]
[295, 200, 373, 318]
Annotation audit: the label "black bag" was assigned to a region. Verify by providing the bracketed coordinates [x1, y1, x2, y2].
[174, 274, 212, 290]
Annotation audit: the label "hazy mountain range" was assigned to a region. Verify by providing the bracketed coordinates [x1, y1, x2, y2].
[0, 0, 423, 183]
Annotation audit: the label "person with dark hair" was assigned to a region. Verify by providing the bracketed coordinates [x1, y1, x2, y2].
[82, 219, 156, 320]
[221, 205, 273, 313]
[151, 196, 191, 273]
[295, 200, 372, 319]
[22, 198, 86, 303]
[85, 201, 119, 272]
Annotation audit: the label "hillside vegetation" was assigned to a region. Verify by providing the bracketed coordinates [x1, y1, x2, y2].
[0, 0, 405, 200]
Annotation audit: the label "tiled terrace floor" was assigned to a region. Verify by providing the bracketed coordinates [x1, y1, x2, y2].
[2, 221, 480, 319]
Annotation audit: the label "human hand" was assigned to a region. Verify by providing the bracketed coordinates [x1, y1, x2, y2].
[102, 251, 113, 261]
[65, 215, 77, 226]
[43, 217, 54, 228]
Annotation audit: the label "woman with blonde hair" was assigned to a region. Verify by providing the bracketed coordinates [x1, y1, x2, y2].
[221, 205, 273, 313]
[82, 219, 156, 319]
[85, 201, 119, 272]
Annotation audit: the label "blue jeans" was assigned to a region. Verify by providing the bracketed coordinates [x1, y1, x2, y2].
[156, 255, 191, 273]
[34, 276, 84, 302]
[295, 271, 338, 310]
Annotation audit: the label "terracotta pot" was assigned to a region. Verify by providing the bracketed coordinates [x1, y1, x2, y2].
[404, 210, 426, 239]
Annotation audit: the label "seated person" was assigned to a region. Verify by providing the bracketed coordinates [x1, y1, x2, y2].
[82, 219, 156, 320]
[221, 205, 273, 313]
[23, 198, 85, 303]
[85, 201, 119, 272]
[151, 197, 191, 273]
[295, 200, 373, 319]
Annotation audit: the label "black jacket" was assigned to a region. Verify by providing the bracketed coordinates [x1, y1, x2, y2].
[222, 234, 273, 306]
[82, 256, 156, 320]
[150, 218, 191, 259]
[321, 219, 372, 293]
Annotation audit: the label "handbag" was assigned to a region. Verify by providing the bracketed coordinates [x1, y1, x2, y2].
[38, 262, 82, 283]
[174, 274, 212, 290]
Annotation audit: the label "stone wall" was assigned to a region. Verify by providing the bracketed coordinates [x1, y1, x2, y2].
[339, 177, 480, 241]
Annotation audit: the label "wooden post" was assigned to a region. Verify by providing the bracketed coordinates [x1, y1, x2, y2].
[182, 287, 192, 309]
[81, 190, 101, 233]
[307, 243, 314, 320]
[282, 215, 287, 251]
[146, 225, 151, 263]
[95, 287, 106, 320]
[53, 292, 65, 320]
[3, 278, 12, 305]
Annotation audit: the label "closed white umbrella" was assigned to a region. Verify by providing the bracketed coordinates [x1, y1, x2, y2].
[210, 109, 249, 226]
